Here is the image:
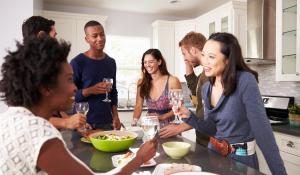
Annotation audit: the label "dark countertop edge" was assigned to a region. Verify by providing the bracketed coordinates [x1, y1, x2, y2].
[272, 124, 300, 137]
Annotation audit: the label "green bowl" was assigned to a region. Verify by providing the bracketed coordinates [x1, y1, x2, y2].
[89, 130, 137, 152]
[162, 141, 191, 159]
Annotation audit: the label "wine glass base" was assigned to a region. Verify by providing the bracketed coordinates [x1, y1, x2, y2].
[102, 99, 111, 102]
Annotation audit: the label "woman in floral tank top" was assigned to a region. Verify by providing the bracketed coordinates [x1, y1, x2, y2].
[132, 49, 182, 128]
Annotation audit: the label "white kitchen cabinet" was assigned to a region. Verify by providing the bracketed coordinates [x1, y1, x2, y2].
[43, 10, 107, 61]
[152, 19, 196, 81]
[195, 0, 247, 56]
[174, 20, 196, 82]
[276, 0, 300, 81]
[152, 20, 175, 75]
[152, 1, 246, 79]
[256, 132, 300, 175]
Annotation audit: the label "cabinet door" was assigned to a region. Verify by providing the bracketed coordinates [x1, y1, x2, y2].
[276, 0, 300, 81]
[152, 21, 175, 75]
[43, 12, 77, 61]
[43, 11, 107, 61]
[174, 20, 195, 82]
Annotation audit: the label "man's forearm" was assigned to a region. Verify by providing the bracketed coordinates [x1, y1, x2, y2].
[112, 105, 119, 118]
[82, 88, 91, 97]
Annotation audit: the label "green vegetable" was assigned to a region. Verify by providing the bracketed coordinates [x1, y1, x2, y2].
[288, 105, 300, 115]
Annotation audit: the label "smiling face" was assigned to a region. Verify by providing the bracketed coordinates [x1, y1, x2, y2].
[181, 46, 200, 67]
[201, 40, 228, 78]
[85, 25, 106, 51]
[143, 54, 161, 75]
[47, 63, 77, 112]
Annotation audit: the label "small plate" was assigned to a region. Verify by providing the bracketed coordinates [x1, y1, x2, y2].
[80, 137, 91, 143]
[152, 164, 208, 175]
[112, 153, 156, 168]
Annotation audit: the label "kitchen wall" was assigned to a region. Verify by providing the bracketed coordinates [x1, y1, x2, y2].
[250, 64, 300, 104]
[0, 0, 42, 112]
[43, 3, 189, 43]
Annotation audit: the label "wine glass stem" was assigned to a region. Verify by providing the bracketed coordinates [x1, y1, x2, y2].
[105, 91, 108, 99]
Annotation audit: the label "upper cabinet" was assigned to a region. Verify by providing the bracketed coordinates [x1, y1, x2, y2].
[195, 0, 247, 56]
[152, 0, 246, 82]
[43, 11, 107, 61]
[152, 20, 175, 75]
[174, 20, 196, 81]
[276, 0, 300, 81]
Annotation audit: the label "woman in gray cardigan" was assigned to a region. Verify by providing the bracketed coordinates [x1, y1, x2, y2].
[174, 32, 286, 175]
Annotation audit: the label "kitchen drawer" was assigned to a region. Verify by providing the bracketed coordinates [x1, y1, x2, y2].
[274, 132, 300, 157]
[280, 151, 300, 174]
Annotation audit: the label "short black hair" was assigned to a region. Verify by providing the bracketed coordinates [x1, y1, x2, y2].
[84, 20, 103, 33]
[22, 16, 55, 40]
[0, 36, 70, 107]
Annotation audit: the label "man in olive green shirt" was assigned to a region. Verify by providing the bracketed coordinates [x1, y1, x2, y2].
[159, 31, 209, 146]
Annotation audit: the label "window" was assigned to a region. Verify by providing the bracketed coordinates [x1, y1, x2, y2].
[105, 35, 150, 102]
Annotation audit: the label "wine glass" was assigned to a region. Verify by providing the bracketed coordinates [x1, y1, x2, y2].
[140, 115, 159, 142]
[102, 78, 113, 102]
[169, 89, 183, 124]
[75, 102, 89, 133]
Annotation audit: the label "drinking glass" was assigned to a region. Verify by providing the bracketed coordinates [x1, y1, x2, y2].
[102, 78, 113, 102]
[75, 102, 89, 133]
[140, 115, 159, 142]
[169, 89, 183, 124]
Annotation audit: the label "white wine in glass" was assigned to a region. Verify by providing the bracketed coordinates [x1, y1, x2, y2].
[102, 78, 113, 102]
[75, 102, 89, 133]
[169, 89, 183, 124]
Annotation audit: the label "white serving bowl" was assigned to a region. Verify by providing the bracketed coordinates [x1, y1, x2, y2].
[128, 126, 144, 140]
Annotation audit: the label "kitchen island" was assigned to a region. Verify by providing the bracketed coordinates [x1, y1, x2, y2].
[62, 130, 263, 175]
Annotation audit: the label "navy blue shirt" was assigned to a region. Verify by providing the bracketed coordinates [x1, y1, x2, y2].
[70, 53, 118, 125]
[184, 71, 286, 175]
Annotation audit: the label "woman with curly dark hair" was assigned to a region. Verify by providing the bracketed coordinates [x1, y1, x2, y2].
[0, 36, 156, 175]
[132, 49, 181, 128]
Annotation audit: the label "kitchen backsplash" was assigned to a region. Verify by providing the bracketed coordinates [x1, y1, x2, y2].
[250, 64, 300, 104]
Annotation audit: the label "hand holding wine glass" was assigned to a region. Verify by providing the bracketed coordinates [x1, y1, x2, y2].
[102, 78, 113, 102]
[169, 89, 183, 124]
[75, 102, 89, 134]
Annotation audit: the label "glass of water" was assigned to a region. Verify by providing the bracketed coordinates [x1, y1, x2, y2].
[140, 115, 159, 142]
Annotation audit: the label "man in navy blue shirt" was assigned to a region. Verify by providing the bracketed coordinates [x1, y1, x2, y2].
[70, 20, 121, 130]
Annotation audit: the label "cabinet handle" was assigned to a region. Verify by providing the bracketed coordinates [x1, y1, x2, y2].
[286, 141, 295, 148]
[296, 72, 300, 76]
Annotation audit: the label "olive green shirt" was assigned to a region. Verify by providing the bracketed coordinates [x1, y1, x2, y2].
[184, 71, 209, 146]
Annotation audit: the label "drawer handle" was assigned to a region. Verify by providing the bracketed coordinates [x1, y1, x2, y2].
[286, 141, 295, 148]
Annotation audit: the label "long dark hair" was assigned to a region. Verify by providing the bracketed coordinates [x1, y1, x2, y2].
[208, 32, 258, 96]
[139, 49, 170, 98]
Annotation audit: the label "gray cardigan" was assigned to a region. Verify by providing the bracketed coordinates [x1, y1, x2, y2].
[183, 71, 286, 175]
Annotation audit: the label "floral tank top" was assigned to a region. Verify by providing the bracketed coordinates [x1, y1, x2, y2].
[146, 76, 174, 128]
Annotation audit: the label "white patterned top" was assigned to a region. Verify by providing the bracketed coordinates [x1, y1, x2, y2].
[0, 107, 64, 175]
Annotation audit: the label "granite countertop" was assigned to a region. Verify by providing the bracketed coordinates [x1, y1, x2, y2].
[271, 124, 300, 137]
[117, 106, 147, 112]
[62, 131, 263, 175]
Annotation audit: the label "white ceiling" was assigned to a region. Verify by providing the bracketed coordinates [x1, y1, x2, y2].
[44, 0, 232, 18]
